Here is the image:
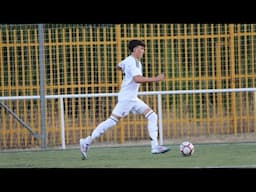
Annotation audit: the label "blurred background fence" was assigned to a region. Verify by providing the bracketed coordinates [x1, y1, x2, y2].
[0, 24, 256, 150]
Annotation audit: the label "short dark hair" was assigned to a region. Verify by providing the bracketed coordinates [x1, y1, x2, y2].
[128, 40, 145, 52]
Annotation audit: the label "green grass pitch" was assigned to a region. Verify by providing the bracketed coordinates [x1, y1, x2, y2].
[1, 142, 256, 168]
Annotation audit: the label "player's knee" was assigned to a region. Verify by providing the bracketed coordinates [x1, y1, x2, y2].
[109, 115, 119, 126]
[146, 111, 158, 132]
[145, 110, 157, 120]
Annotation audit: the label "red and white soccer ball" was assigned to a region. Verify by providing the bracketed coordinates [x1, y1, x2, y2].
[179, 141, 194, 156]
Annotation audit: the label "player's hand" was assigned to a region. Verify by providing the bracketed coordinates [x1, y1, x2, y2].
[156, 73, 164, 81]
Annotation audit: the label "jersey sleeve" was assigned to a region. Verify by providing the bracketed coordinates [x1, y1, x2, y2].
[129, 60, 142, 77]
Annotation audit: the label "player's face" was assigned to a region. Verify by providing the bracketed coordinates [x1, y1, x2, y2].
[133, 45, 145, 59]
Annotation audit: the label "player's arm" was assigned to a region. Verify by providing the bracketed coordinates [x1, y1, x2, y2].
[116, 64, 122, 71]
[133, 73, 164, 83]
[116, 63, 123, 71]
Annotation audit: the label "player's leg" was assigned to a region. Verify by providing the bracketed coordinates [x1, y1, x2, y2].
[80, 102, 132, 151]
[89, 114, 120, 141]
[133, 99, 170, 154]
[80, 110, 120, 160]
[144, 108, 159, 149]
[131, 99, 159, 149]
[89, 101, 132, 141]
[80, 101, 132, 159]
[144, 108, 170, 154]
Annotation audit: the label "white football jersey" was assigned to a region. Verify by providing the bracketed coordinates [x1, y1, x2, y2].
[117, 55, 142, 101]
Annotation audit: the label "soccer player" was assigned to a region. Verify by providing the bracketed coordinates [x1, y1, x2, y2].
[79, 39, 170, 160]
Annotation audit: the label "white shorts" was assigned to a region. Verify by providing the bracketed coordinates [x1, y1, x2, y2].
[111, 98, 150, 117]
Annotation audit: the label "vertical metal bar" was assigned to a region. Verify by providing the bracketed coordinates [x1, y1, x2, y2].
[158, 94, 163, 145]
[115, 24, 124, 144]
[229, 24, 237, 135]
[38, 24, 46, 149]
[254, 92, 256, 132]
[60, 97, 66, 149]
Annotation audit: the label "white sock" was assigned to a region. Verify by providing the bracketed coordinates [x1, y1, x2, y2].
[90, 116, 118, 141]
[145, 110, 159, 149]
